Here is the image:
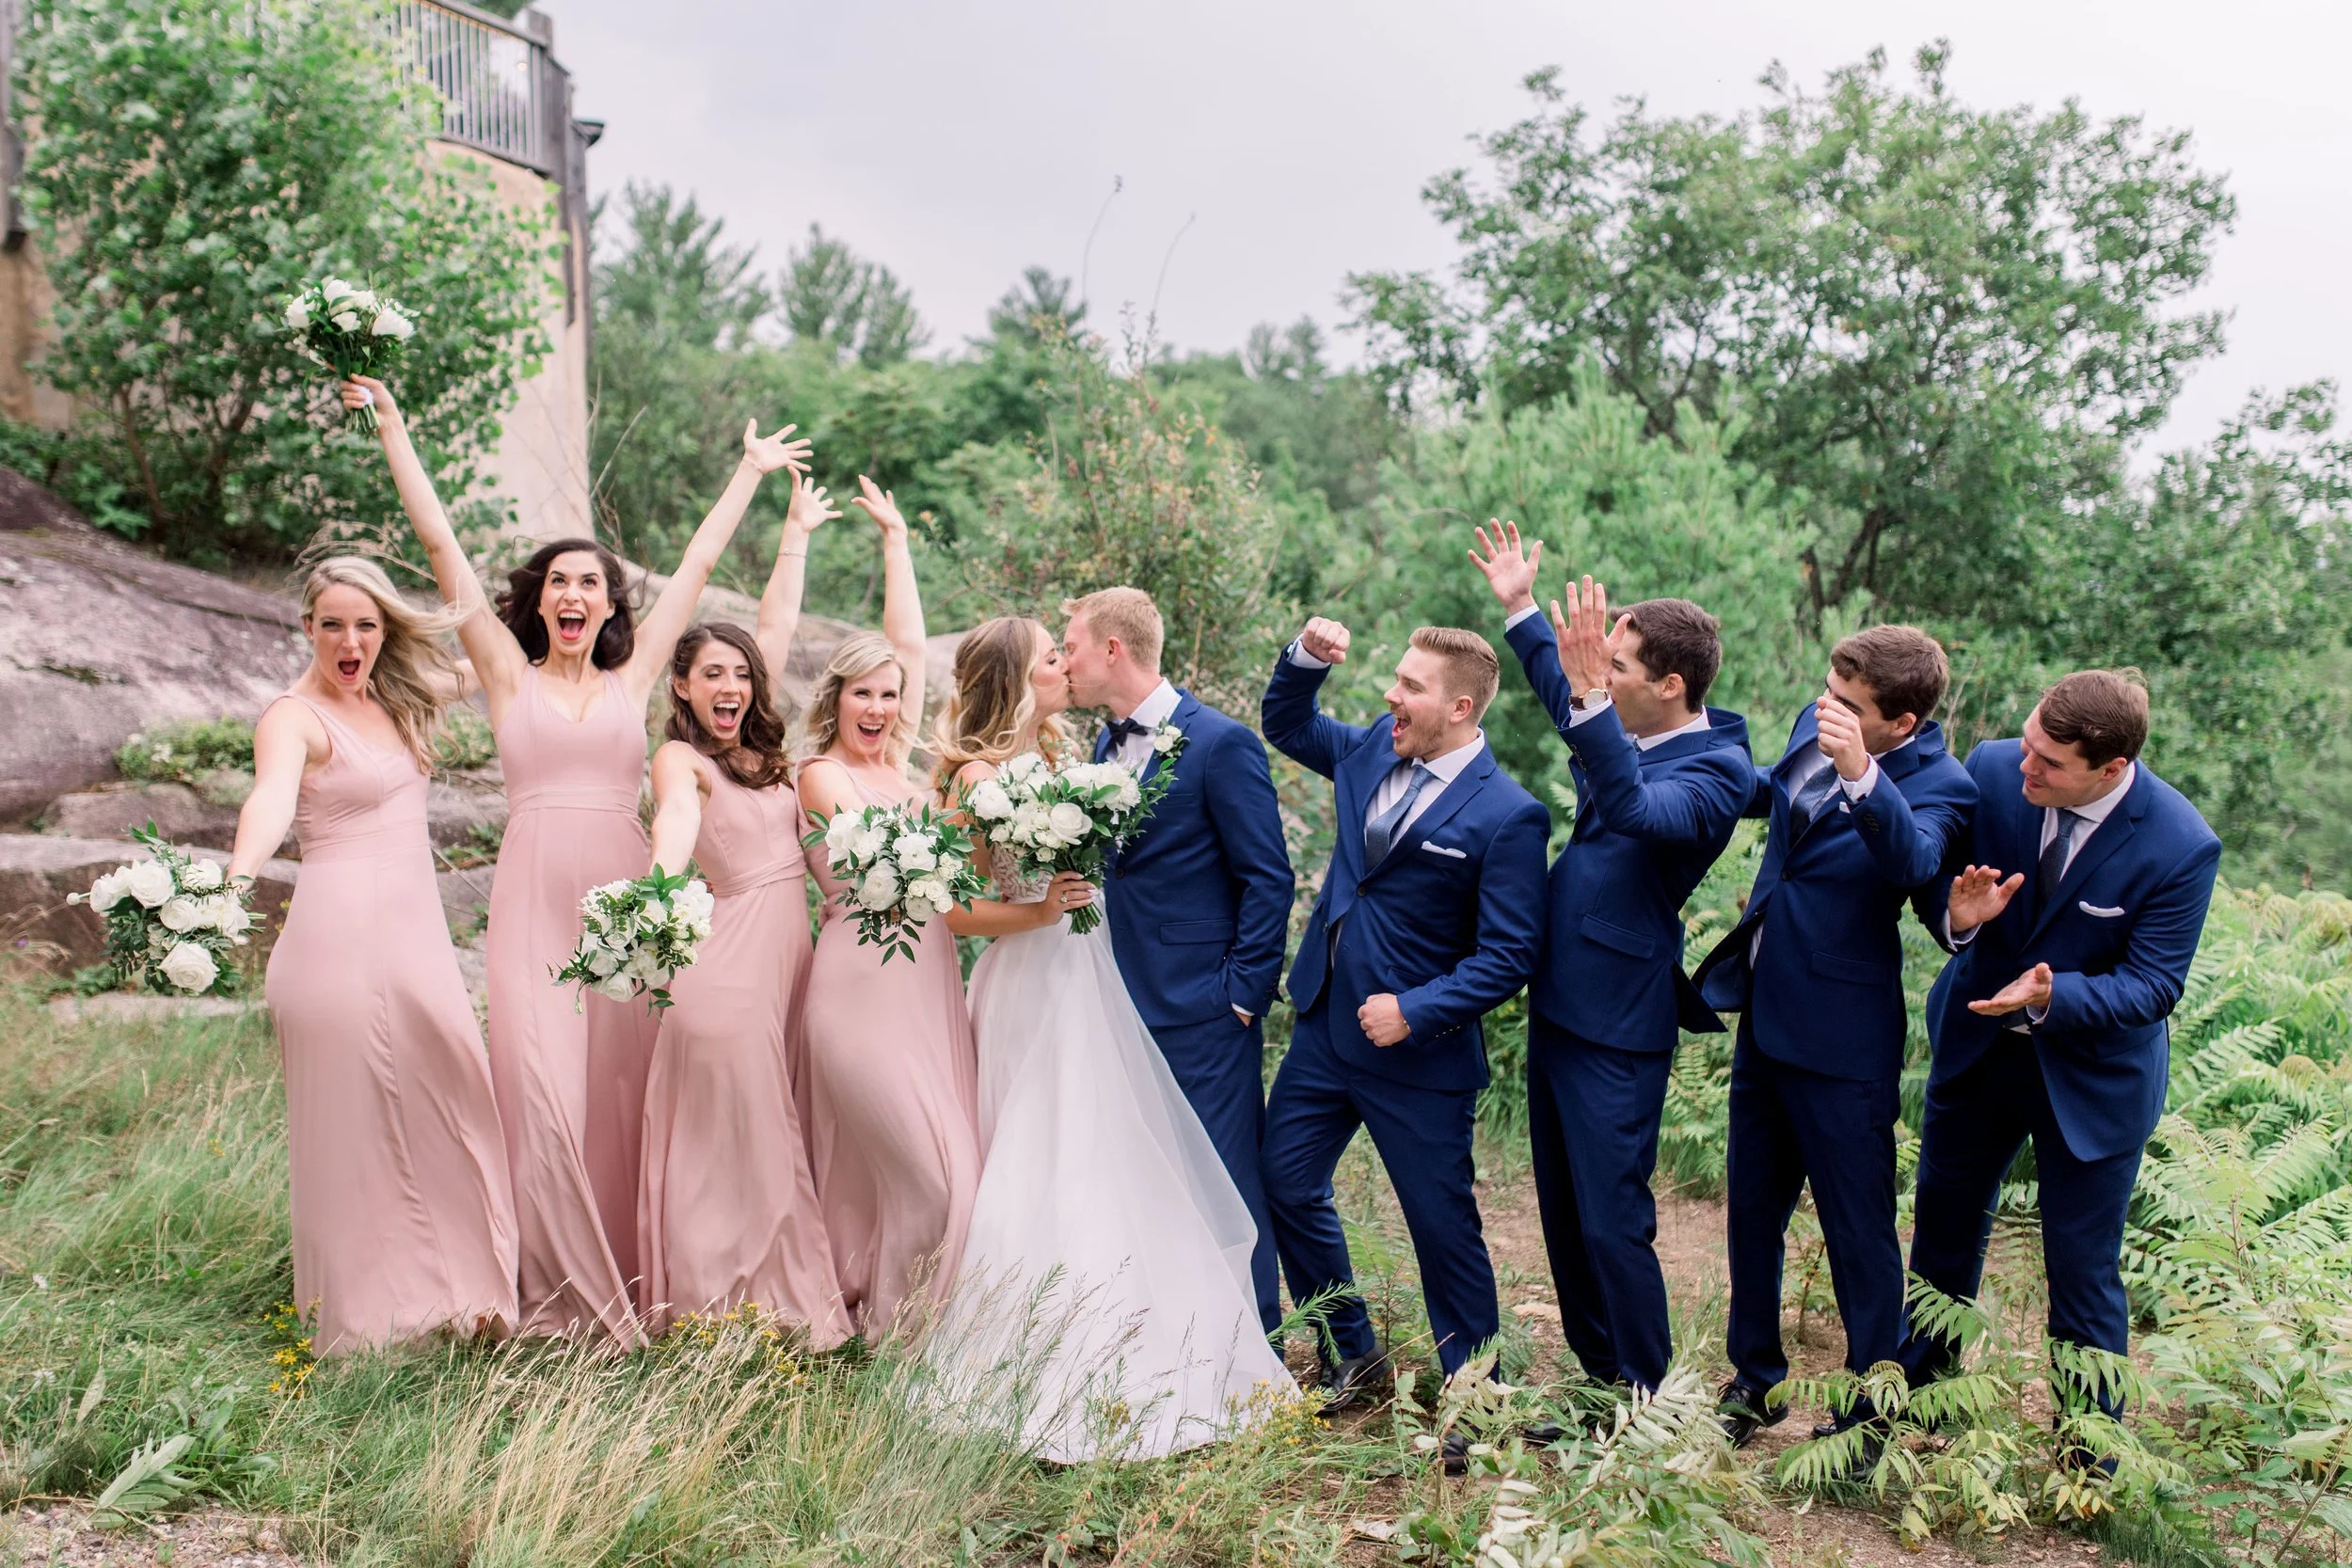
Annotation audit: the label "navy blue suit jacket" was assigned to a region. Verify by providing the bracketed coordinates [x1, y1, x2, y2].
[1262, 652, 1549, 1093]
[1096, 689, 1295, 1029]
[1692, 705, 1976, 1082]
[1916, 742, 2220, 1162]
[1504, 614, 1753, 1053]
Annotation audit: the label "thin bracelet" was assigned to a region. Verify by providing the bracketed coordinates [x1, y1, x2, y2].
[778, 547, 806, 558]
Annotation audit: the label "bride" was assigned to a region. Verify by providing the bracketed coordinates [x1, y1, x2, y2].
[923, 616, 1296, 1462]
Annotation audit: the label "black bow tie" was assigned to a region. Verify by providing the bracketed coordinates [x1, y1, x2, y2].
[1106, 717, 1151, 738]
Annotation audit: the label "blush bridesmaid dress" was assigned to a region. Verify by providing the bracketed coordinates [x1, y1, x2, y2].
[263, 694, 517, 1354]
[485, 668, 660, 1346]
[797, 759, 981, 1341]
[638, 755, 848, 1344]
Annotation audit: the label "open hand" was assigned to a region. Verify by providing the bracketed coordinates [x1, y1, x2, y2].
[1469, 519, 1542, 614]
[850, 475, 907, 537]
[1359, 991, 1410, 1046]
[1815, 691, 1871, 782]
[1968, 962, 2054, 1017]
[741, 420, 813, 477]
[1549, 576, 1629, 697]
[341, 374, 399, 430]
[1947, 864, 2024, 937]
[1298, 617, 1351, 665]
[786, 473, 840, 537]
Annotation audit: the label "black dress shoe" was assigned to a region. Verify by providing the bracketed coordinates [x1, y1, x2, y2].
[1437, 1431, 1470, 1476]
[1317, 1350, 1391, 1417]
[1717, 1380, 1784, 1448]
[1521, 1421, 1568, 1447]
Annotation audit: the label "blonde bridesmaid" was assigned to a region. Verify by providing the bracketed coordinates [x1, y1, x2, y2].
[345, 374, 807, 1346]
[227, 558, 516, 1354]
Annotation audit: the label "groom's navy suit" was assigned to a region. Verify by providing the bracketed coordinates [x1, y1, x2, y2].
[1502, 611, 1754, 1391]
[1902, 745, 2218, 1405]
[1690, 705, 1974, 1397]
[1259, 649, 1549, 1374]
[1096, 687, 1295, 1333]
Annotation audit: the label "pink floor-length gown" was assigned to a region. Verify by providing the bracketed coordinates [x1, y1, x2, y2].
[263, 695, 518, 1355]
[638, 754, 848, 1344]
[799, 757, 981, 1340]
[486, 668, 659, 1346]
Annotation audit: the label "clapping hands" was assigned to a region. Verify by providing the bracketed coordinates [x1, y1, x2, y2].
[1969, 962, 2054, 1018]
[1947, 863, 2024, 938]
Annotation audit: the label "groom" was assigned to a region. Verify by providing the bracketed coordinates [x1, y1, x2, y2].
[1061, 587, 1296, 1336]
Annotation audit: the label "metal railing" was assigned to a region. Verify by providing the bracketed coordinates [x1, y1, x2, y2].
[389, 0, 562, 177]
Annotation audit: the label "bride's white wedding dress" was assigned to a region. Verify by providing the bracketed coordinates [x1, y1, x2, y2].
[924, 865, 1296, 1462]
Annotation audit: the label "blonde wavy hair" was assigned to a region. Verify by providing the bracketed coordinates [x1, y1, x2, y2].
[797, 631, 916, 764]
[299, 557, 466, 768]
[930, 615, 1073, 789]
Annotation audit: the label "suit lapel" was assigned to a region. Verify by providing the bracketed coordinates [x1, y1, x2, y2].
[1364, 745, 1492, 884]
[1109, 691, 1195, 867]
[2026, 768, 2149, 943]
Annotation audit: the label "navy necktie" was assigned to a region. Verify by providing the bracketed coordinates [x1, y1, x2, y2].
[2034, 809, 2086, 919]
[1365, 764, 1436, 868]
[1788, 758, 1843, 840]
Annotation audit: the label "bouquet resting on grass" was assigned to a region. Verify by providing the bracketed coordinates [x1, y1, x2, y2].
[553, 866, 714, 1012]
[68, 824, 254, 996]
[964, 727, 1183, 935]
[284, 277, 418, 431]
[806, 801, 989, 964]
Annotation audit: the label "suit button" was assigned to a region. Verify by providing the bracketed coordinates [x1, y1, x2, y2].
[1116, 867, 1129, 879]
[1356, 881, 1367, 895]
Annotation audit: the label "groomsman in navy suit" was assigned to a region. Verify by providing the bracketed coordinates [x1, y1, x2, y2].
[1691, 626, 1976, 1445]
[1903, 671, 2218, 1429]
[1260, 618, 1549, 1411]
[1470, 523, 1755, 1393]
[1062, 587, 1296, 1335]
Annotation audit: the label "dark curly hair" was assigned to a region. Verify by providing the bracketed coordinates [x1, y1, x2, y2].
[497, 537, 637, 668]
[667, 623, 792, 789]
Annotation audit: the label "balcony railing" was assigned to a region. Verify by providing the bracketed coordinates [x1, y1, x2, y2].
[389, 0, 563, 178]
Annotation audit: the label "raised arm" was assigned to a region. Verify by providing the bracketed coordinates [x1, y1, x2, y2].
[344, 375, 525, 715]
[755, 475, 839, 683]
[1261, 618, 1374, 779]
[226, 700, 324, 882]
[623, 419, 812, 708]
[850, 477, 927, 733]
[647, 742, 708, 877]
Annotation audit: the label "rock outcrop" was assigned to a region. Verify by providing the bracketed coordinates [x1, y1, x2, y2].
[0, 834, 299, 972]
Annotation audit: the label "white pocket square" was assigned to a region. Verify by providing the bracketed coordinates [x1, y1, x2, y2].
[1421, 842, 1468, 860]
[2078, 901, 2126, 918]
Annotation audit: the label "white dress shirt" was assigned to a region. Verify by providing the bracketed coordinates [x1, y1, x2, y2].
[1106, 678, 1181, 768]
[1287, 639, 1484, 835]
[1950, 762, 2137, 948]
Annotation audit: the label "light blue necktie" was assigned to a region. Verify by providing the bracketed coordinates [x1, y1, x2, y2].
[1364, 763, 1437, 869]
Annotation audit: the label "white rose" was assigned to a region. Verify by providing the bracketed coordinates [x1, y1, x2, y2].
[593, 974, 638, 1002]
[969, 780, 1013, 820]
[585, 944, 621, 978]
[370, 306, 415, 341]
[83, 868, 130, 911]
[859, 863, 901, 909]
[850, 825, 886, 862]
[158, 942, 218, 994]
[1114, 776, 1141, 809]
[283, 295, 310, 329]
[625, 945, 666, 983]
[158, 895, 204, 933]
[183, 859, 224, 892]
[330, 310, 361, 333]
[203, 895, 252, 936]
[640, 897, 668, 926]
[894, 835, 937, 873]
[321, 277, 355, 302]
[1152, 724, 1182, 753]
[935, 851, 965, 880]
[347, 289, 377, 313]
[1003, 752, 1041, 783]
[824, 812, 860, 855]
[122, 859, 174, 909]
[1047, 801, 1092, 842]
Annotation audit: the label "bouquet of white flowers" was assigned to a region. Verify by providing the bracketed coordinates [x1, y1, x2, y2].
[67, 825, 254, 996]
[284, 277, 418, 432]
[964, 724, 1184, 935]
[553, 866, 714, 1012]
[804, 801, 989, 965]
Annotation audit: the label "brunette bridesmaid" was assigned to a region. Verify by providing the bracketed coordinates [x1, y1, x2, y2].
[345, 374, 806, 1346]
[227, 558, 517, 1354]
[795, 479, 980, 1340]
[637, 484, 849, 1343]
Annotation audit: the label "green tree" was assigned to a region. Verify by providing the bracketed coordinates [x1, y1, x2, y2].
[595, 182, 771, 350]
[780, 226, 930, 369]
[1353, 43, 2235, 625]
[16, 0, 554, 564]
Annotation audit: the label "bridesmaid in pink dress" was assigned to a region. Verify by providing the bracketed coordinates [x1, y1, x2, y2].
[794, 479, 988, 1340]
[347, 375, 809, 1346]
[636, 505, 847, 1340]
[227, 558, 516, 1354]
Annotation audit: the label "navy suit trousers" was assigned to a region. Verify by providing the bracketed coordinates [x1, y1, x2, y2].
[1903, 1028, 2144, 1414]
[1149, 1012, 1280, 1336]
[1725, 1017, 1904, 1391]
[1527, 1017, 1675, 1389]
[1261, 1002, 1497, 1373]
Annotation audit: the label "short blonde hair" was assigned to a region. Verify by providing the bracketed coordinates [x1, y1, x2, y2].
[1063, 586, 1163, 673]
[1409, 626, 1502, 721]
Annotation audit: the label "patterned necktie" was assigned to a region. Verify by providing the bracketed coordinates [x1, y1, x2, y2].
[2034, 809, 2086, 920]
[1788, 757, 1844, 840]
[1364, 764, 1436, 869]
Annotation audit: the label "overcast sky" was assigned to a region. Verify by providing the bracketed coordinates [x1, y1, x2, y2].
[544, 0, 2347, 454]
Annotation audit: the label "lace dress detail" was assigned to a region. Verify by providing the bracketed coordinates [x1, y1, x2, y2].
[989, 853, 1055, 905]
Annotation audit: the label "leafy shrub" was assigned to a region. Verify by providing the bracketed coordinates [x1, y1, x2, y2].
[116, 719, 256, 786]
[432, 707, 498, 773]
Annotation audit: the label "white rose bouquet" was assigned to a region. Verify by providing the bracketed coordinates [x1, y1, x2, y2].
[965, 724, 1185, 935]
[67, 824, 253, 996]
[284, 277, 419, 432]
[552, 865, 714, 1012]
[803, 801, 989, 965]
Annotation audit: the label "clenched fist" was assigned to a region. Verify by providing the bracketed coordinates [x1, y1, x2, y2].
[1298, 617, 1352, 666]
